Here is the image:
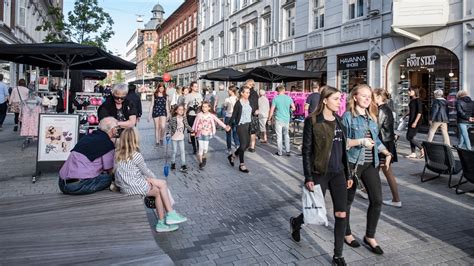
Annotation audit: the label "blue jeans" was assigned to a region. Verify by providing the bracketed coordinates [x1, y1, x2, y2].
[171, 139, 186, 165]
[58, 173, 113, 195]
[458, 123, 473, 150]
[225, 117, 240, 151]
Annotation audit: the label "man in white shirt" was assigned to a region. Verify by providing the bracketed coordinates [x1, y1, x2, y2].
[0, 74, 10, 130]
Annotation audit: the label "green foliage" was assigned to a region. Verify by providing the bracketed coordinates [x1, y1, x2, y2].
[113, 70, 125, 83]
[36, 0, 114, 50]
[35, 7, 67, 42]
[147, 44, 173, 76]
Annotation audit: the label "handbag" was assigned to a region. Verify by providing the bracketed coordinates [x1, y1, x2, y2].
[350, 150, 364, 190]
[302, 186, 328, 226]
[144, 188, 175, 209]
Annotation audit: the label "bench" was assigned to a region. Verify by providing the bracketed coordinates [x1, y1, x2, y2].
[0, 191, 173, 265]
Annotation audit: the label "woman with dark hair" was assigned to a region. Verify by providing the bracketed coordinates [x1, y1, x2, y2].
[342, 84, 393, 255]
[148, 83, 169, 146]
[373, 88, 401, 208]
[226, 85, 253, 173]
[406, 87, 424, 158]
[290, 85, 353, 266]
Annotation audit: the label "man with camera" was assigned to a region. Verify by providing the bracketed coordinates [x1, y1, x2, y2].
[58, 117, 119, 195]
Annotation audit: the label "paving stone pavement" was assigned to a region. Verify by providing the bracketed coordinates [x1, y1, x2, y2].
[1, 106, 474, 265]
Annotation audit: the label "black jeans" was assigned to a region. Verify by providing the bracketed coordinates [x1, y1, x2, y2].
[346, 162, 382, 238]
[296, 171, 348, 257]
[406, 127, 422, 153]
[235, 123, 250, 163]
[187, 115, 197, 153]
[14, 112, 20, 125]
[0, 102, 7, 126]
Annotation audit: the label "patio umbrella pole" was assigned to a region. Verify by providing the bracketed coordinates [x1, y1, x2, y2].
[66, 67, 70, 114]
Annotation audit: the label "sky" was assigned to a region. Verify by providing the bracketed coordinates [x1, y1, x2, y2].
[63, 0, 184, 57]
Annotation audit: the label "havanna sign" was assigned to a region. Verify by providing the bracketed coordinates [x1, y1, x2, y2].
[337, 52, 367, 70]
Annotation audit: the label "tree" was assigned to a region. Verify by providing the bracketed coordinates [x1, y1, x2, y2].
[148, 44, 173, 76]
[36, 0, 114, 50]
[113, 70, 125, 83]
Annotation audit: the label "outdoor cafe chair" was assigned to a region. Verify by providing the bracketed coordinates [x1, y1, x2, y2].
[421, 141, 462, 188]
[454, 147, 474, 194]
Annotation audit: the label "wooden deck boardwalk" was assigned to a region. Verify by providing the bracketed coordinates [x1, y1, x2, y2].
[0, 191, 173, 265]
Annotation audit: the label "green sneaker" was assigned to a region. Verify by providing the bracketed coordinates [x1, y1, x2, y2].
[165, 211, 188, 225]
[155, 220, 179, 232]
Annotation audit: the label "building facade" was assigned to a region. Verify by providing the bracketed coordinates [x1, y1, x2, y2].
[136, 3, 164, 84]
[157, 0, 198, 86]
[125, 29, 140, 83]
[198, 0, 474, 127]
[0, 0, 64, 85]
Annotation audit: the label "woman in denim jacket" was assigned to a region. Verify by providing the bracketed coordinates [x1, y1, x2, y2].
[341, 84, 393, 255]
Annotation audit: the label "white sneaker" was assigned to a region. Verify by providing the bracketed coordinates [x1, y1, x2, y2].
[383, 200, 402, 208]
[356, 190, 369, 200]
[109, 181, 119, 192]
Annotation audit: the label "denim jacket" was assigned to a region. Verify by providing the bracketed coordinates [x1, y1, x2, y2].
[341, 111, 386, 167]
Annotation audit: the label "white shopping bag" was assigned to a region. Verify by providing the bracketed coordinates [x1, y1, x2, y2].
[397, 116, 408, 131]
[302, 185, 328, 226]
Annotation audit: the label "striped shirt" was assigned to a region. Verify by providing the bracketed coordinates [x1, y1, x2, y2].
[115, 152, 155, 196]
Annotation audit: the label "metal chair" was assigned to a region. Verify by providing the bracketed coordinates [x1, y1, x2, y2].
[421, 141, 462, 187]
[454, 147, 474, 194]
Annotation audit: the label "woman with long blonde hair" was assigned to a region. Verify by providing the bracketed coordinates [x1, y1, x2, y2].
[114, 128, 187, 233]
[341, 84, 393, 255]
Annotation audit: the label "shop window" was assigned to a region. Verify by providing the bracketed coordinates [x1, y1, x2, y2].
[337, 52, 368, 93]
[386, 47, 459, 127]
[305, 57, 327, 91]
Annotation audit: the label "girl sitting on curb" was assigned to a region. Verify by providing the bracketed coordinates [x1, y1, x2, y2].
[114, 127, 187, 232]
[167, 104, 194, 172]
[192, 101, 231, 169]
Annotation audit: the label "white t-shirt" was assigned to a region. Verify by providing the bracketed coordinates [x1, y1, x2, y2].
[184, 92, 203, 116]
[167, 87, 177, 106]
[224, 96, 238, 117]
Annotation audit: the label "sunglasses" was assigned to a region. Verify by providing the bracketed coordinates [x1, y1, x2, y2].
[113, 95, 126, 101]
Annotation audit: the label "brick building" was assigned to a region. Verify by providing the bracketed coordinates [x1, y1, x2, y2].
[157, 0, 198, 86]
[136, 3, 164, 83]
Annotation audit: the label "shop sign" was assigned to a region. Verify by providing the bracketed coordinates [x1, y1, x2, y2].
[281, 62, 297, 70]
[406, 53, 437, 68]
[338, 52, 367, 70]
[304, 49, 327, 60]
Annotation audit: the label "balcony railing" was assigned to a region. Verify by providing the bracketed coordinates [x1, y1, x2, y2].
[307, 32, 323, 49]
[228, 54, 237, 65]
[280, 39, 294, 54]
[247, 49, 258, 61]
[259, 45, 271, 58]
[238, 52, 247, 63]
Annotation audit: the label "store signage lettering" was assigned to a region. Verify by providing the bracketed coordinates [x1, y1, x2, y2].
[338, 52, 367, 70]
[406, 54, 437, 67]
[304, 50, 327, 60]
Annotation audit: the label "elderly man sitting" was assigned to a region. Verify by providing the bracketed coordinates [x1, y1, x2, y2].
[58, 117, 119, 195]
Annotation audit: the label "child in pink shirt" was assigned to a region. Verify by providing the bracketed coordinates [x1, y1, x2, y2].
[192, 101, 230, 169]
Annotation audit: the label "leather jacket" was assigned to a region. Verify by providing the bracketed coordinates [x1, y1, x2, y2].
[302, 113, 351, 183]
[377, 104, 395, 142]
[430, 98, 449, 123]
[456, 96, 473, 124]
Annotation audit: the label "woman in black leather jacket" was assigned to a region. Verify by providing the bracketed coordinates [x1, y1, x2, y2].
[374, 89, 401, 208]
[290, 86, 353, 266]
[456, 90, 474, 150]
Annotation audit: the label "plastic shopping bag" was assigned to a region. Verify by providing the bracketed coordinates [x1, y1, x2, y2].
[397, 116, 408, 131]
[302, 185, 328, 226]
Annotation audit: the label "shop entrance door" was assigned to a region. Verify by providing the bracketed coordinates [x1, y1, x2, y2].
[408, 70, 432, 129]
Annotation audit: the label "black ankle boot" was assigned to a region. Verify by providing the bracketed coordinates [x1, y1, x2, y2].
[332, 256, 346, 266]
[13, 125, 18, 132]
